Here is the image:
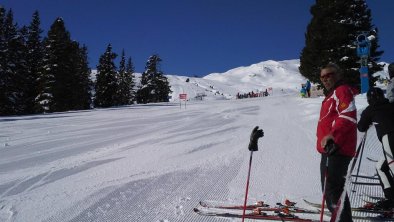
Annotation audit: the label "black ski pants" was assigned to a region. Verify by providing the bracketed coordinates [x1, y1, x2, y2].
[376, 159, 394, 200]
[320, 153, 353, 222]
[377, 132, 394, 200]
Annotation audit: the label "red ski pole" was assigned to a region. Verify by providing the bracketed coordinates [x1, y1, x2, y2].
[320, 157, 329, 222]
[242, 126, 264, 222]
[242, 151, 254, 222]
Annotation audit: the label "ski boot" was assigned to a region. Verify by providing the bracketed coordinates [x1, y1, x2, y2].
[253, 208, 267, 216]
[364, 199, 394, 210]
[378, 211, 394, 219]
[255, 200, 269, 207]
[284, 199, 296, 207]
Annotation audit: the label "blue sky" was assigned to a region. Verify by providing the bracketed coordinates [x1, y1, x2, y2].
[1, 0, 393, 77]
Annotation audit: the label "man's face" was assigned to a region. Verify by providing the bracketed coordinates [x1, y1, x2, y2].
[320, 68, 337, 91]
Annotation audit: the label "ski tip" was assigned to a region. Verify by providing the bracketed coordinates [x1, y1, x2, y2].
[302, 198, 314, 204]
[193, 208, 200, 213]
[199, 200, 208, 207]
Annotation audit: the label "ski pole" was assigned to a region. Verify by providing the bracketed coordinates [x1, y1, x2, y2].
[353, 132, 368, 189]
[241, 151, 254, 222]
[242, 126, 264, 222]
[320, 156, 329, 222]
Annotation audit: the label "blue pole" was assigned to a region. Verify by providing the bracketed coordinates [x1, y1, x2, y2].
[360, 66, 369, 93]
[356, 34, 371, 94]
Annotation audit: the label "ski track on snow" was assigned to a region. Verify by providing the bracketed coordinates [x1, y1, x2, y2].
[45, 164, 242, 222]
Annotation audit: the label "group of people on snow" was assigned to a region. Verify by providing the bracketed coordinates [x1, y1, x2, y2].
[316, 62, 394, 222]
[245, 62, 394, 222]
[236, 89, 269, 99]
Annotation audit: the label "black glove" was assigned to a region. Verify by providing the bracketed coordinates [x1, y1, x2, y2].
[248, 126, 264, 151]
[324, 139, 339, 156]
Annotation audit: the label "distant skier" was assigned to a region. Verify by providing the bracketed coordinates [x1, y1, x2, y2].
[264, 89, 269, 97]
[358, 87, 394, 209]
[305, 80, 311, 97]
[316, 63, 357, 222]
[300, 84, 307, 98]
[387, 63, 394, 103]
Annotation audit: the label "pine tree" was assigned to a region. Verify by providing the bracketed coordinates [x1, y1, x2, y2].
[0, 9, 28, 115]
[37, 18, 70, 112]
[70, 43, 92, 110]
[117, 50, 134, 105]
[126, 57, 136, 103]
[17, 25, 30, 114]
[38, 17, 90, 112]
[0, 6, 8, 115]
[137, 54, 171, 103]
[116, 50, 126, 105]
[351, 1, 384, 87]
[94, 44, 118, 107]
[25, 11, 44, 114]
[137, 55, 157, 104]
[48, 18, 73, 112]
[35, 47, 55, 113]
[153, 71, 171, 102]
[299, 0, 383, 91]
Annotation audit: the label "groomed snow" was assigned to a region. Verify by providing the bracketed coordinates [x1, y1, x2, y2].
[0, 60, 390, 221]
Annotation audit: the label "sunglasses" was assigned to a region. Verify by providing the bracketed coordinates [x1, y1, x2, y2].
[320, 72, 335, 80]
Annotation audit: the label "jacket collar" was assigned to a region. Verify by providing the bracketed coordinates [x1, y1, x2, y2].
[324, 80, 345, 97]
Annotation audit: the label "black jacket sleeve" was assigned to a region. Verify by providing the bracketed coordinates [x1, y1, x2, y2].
[357, 106, 372, 132]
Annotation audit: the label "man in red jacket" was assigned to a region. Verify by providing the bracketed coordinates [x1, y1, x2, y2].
[317, 63, 357, 222]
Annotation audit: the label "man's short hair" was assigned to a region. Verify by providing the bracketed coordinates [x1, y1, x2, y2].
[322, 62, 343, 79]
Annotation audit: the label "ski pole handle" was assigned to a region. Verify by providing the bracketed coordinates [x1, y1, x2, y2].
[248, 126, 264, 151]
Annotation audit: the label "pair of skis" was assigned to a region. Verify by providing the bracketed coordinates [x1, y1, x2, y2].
[198, 199, 317, 213]
[194, 199, 394, 221]
[194, 200, 327, 222]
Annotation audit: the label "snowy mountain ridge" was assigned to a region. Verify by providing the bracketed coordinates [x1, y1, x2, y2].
[168, 59, 306, 101]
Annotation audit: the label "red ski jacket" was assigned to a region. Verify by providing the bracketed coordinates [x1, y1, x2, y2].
[316, 84, 357, 157]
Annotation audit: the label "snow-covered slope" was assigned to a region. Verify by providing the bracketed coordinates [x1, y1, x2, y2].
[0, 59, 389, 222]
